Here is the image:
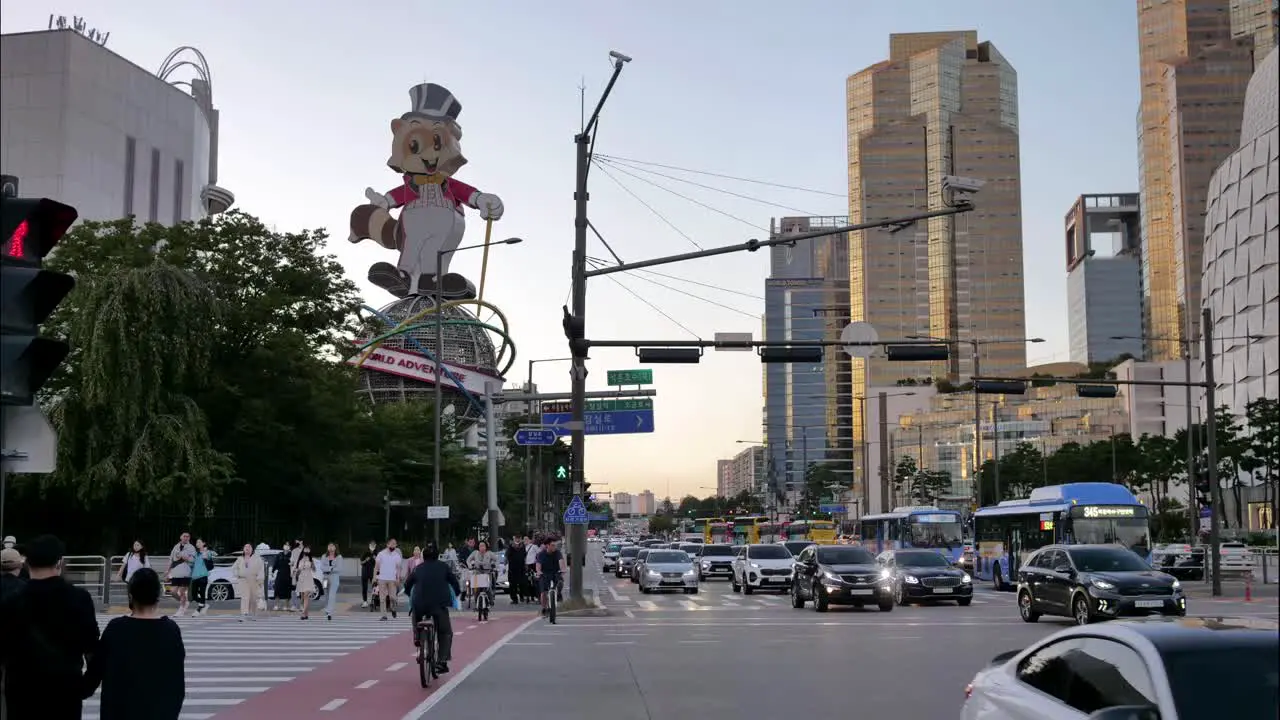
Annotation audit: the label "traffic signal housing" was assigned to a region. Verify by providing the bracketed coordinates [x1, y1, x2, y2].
[973, 379, 1027, 395]
[1076, 384, 1119, 398]
[1, 197, 77, 406]
[885, 344, 950, 362]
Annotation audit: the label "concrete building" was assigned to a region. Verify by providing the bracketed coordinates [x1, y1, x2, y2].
[1112, 358, 1201, 439]
[635, 491, 656, 517]
[1201, 46, 1279, 424]
[1230, 0, 1280, 66]
[763, 217, 854, 510]
[1135, 0, 1259, 360]
[1064, 194, 1145, 364]
[846, 31, 1028, 508]
[863, 386, 937, 515]
[0, 29, 233, 223]
[612, 492, 634, 518]
[716, 460, 732, 498]
[724, 445, 766, 500]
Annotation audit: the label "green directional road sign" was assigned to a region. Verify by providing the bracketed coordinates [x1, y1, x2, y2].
[606, 369, 653, 386]
[541, 398, 653, 414]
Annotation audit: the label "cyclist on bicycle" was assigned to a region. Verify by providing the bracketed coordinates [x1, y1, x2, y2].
[535, 536, 567, 617]
[465, 540, 499, 621]
[403, 545, 461, 676]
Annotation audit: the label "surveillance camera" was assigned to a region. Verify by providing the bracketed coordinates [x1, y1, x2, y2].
[609, 50, 633, 63]
[941, 175, 986, 194]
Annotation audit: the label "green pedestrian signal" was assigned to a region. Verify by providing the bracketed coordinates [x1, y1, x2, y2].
[555, 464, 568, 480]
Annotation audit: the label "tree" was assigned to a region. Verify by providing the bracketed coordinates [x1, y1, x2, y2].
[1245, 398, 1279, 529]
[676, 495, 702, 518]
[893, 455, 918, 505]
[912, 469, 951, 505]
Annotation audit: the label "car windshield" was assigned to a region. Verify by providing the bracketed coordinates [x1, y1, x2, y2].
[896, 551, 950, 567]
[817, 547, 875, 565]
[748, 545, 791, 560]
[647, 551, 689, 564]
[606, 544, 621, 552]
[637, 550, 650, 559]
[680, 545, 701, 555]
[1068, 547, 1150, 572]
[1164, 646, 1278, 720]
[783, 542, 812, 556]
[701, 545, 734, 557]
[620, 548, 639, 558]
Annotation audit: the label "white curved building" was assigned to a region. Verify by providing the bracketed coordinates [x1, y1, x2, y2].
[0, 29, 232, 222]
[1201, 46, 1279, 421]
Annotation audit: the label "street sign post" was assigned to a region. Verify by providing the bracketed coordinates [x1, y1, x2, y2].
[541, 409, 654, 436]
[513, 428, 558, 446]
[564, 495, 589, 524]
[606, 369, 652, 386]
[819, 504, 846, 514]
[542, 398, 651, 413]
[426, 505, 450, 520]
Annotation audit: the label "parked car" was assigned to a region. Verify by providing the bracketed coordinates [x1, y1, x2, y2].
[205, 550, 326, 604]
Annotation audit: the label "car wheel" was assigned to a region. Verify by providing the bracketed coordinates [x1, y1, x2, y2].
[208, 581, 233, 603]
[791, 581, 805, 609]
[1072, 594, 1093, 625]
[894, 583, 910, 606]
[1018, 590, 1040, 622]
[639, 585, 650, 594]
[992, 564, 1005, 592]
[877, 597, 893, 612]
[311, 581, 323, 601]
[813, 583, 829, 613]
[731, 577, 741, 593]
[957, 597, 972, 607]
[743, 583, 754, 595]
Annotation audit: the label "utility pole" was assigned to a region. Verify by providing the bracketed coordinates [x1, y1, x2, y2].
[567, 51, 630, 605]
[878, 391, 890, 513]
[1203, 307, 1223, 596]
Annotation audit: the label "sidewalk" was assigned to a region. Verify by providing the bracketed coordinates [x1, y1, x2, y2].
[1182, 579, 1279, 601]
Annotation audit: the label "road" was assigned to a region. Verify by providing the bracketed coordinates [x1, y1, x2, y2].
[85, 551, 1280, 719]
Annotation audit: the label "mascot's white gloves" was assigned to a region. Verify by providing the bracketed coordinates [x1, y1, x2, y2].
[473, 192, 504, 221]
[365, 187, 391, 209]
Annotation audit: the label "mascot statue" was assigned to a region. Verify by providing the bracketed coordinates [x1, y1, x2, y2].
[349, 83, 504, 298]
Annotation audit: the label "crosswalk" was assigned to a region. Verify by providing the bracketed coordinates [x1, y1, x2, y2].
[599, 582, 1008, 612]
[83, 612, 411, 720]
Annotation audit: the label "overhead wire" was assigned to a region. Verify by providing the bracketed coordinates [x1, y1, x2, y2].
[585, 255, 763, 301]
[595, 153, 846, 198]
[594, 156, 825, 216]
[591, 159, 704, 250]
[585, 257, 701, 339]
[592, 261, 759, 320]
[595, 159, 768, 232]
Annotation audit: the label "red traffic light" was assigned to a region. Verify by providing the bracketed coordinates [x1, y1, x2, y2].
[1, 198, 78, 264]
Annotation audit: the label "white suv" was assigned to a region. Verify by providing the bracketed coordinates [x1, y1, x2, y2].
[731, 544, 795, 594]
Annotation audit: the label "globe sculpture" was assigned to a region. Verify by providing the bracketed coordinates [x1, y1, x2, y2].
[352, 294, 513, 426]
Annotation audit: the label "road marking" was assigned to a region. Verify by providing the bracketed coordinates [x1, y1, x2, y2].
[624, 610, 636, 618]
[636, 600, 658, 611]
[506, 642, 553, 646]
[608, 585, 623, 601]
[679, 639, 719, 644]
[595, 641, 635, 645]
[605, 632, 648, 636]
[400, 617, 539, 720]
[680, 600, 701, 611]
[466, 624, 478, 629]
[385, 662, 407, 672]
[320, 699, 348, 711]
[355, 680, 378, 689]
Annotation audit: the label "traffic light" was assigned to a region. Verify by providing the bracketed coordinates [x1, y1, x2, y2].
[885, 344, 950, 361]
[562, 305, 587, 358]
[554, 463, 569, 482]
[974, 379, 1026, 395]
[1076, 384, 1119, 398]
[1, 197, 77, 406]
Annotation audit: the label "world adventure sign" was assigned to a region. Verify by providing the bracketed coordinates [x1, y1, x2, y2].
[347, 345, 502, 395]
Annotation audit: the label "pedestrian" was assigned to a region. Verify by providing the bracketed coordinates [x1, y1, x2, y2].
[505, 537, 525, 604]
[272, 542, 294, 612]
[119, 540, 148, 584]
[0, 547, 26, 602]
[403, 545, 461, 676]
[359, 541, 377, 609]
[231, 544, 264, 622]
[0, 534, 100, 720]
[318, 544, 342, 621]
[83, 568, 185, 719]
[457, 537, 476, 566]
[1, 536, 27, 581]
[404, 545, 425, 578]
[374, 538, 403, 621]
[294, 544, 315, 620]
[165, 532, 196, 616]
[442, 542, 458, 568]
[524, 535, 540, 602]
[289, 538, 304, 611]
[189, 538, 214, 617]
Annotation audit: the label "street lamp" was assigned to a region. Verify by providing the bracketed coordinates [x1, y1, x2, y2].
[431, 237, 523, 546]
[522, 356, 573, 530]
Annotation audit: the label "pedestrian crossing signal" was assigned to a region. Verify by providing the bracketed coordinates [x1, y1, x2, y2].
[555, 464, 568, 480]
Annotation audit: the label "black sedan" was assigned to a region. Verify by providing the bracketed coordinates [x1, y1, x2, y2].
[1017, 543, 1187, 625]
[791, 544, 893, 612]
[880, 549, 974, 606]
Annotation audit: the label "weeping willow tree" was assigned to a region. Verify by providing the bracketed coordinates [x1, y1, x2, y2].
[46, 261, 235, 524]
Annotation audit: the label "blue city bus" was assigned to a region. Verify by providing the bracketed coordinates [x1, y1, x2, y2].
[857, 506, 966, 563]
[972, 482, 1151, 591]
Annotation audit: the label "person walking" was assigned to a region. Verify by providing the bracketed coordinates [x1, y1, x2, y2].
[272, 542, 294, 612]
[189, 539, 214, 617]
[359, 541, 377, 609]
[0, 548, 26, 603]
[293, 545, 315, 620]
[288, 539, 304, 611]
[165, 532, 195, 617]
[231, 544, 265, 622]
[403, 545, 461, 676]
[83, 568, 185, 719]
[0, 535, 100, 720]
[318, 544, 342, 621]
[119, 540, 148, 584]
[374, 538, 403, 621]
[505, 537, 525, 604]
[524, 535, 540, 603]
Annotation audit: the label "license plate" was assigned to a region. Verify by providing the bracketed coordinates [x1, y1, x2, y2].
[849, 589, 874, 596]
[1135, 599, 1164, 608]
[932, 587, 953, 594]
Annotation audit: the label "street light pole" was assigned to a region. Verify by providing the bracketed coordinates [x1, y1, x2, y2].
[1203, 307, 1224, 596]
[525, 357, 572, 531]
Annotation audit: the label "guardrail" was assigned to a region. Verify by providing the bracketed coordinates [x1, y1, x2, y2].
[63, 555, 108, 605]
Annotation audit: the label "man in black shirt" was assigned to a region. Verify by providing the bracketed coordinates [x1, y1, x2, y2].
[0, 534, 100, 720]
[403, 545, 461, 675]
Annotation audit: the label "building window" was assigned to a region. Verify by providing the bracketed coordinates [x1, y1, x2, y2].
[148, 148, 161, 223]
[123, 136, 137, 216]
[173, 158, 185, 224]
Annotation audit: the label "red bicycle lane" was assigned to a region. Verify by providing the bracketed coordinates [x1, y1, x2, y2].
[217, 613, 538, 720]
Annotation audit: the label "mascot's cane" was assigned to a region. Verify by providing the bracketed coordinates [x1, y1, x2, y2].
[477, 217, 494, 303]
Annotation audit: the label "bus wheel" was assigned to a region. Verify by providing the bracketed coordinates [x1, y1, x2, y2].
[992, 564, 1005, 591]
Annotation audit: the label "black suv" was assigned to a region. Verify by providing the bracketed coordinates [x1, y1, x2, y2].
[697, 544, 735, 580]
[879, 549, 973, 606]
[791, 544, 892, 612]
[1017, 543, 1187, 625]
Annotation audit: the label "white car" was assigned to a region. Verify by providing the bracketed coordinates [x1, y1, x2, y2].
[731, 544, 795, 594]
[205, 551, 326, 604]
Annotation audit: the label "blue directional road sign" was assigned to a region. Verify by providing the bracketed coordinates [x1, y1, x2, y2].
[513, 428, 558, 446]
[819, 504, 846, 514]
[540, 409, 655, 436]
[563, 495, 589, 524]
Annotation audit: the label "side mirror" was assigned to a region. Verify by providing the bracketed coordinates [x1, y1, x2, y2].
[1053, 565, 1075, 576]
[1086, 706, 1161, 720]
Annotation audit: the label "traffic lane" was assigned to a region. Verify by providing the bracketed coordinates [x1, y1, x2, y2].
[428, 615, 1057, 719]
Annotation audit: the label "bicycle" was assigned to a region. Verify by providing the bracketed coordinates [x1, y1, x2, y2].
[473, 570, 495, 621]
[539, 573, 561, 624]
[414, 617, 437, 688]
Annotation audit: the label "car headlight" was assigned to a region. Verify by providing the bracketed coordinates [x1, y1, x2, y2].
[683, 569, 697, 578]
[822, 570, 843, 583]
[1171, 579, 1181, 590]
[903, 575, 920, 585]
[646, 570, 661, 578]
[879, 568, 892, 580]
[1090, 579, 1116, 591]
[961, 573, 972, 584]
[701, 561, 711, 569]
[749, 562, 760, 569]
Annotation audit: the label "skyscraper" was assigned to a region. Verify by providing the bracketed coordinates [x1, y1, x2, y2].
[1229, 0, 1279, 65]
[1136, 0, 1257, 361]
[1064, 194, 1144, 364]
[845, 31, 1027, 490]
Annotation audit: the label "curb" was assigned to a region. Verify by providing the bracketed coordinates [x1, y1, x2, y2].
[558, 587, 612, 617]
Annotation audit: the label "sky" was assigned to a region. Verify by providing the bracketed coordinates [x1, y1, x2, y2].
[6, 0, 1142, 500]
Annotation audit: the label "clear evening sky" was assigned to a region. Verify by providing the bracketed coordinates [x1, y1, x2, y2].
[6, 1, 1140, 499]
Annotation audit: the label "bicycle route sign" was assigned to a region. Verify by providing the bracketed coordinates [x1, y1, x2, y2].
[563, 495, 589, 524]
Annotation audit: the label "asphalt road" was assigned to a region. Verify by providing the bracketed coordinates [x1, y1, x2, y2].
[422, 546, 1280, 720]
